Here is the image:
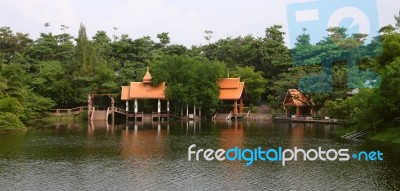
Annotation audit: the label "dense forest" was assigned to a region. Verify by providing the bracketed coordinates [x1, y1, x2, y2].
[1, 12, 400, 137]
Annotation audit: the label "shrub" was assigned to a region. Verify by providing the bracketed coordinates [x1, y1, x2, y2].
[0, 112, 26, 131]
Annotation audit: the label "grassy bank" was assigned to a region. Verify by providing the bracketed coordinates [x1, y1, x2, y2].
[333, 126, 357, 136]
[43, 112, 87, 124]
[334, 123, 400, 144]
[369, 128, 400, 144]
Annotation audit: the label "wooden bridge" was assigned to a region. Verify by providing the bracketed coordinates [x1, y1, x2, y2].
[212, 111, 252, 121]
[273, 114, 342, 124]
[90, 107, 167, 122]
[50, 106, 171, 122]
[342, 130, 370, 139]
[50, 106, 87, 116]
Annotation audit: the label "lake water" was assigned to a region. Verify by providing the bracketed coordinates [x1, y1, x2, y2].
[0, 120, 400, 190]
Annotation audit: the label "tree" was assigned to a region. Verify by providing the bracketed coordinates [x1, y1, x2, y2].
[74, 23, 97, 75]
[25, 33, 59, 61]
[395, 11, 400, 31]
[44, 22, 50, 33]
[92, 30, 112, 58]
[151, 55, 225, 115]
[156, 32, 170, 48]
[263, 25, 292, 77]
[204, 30, 213, 44]
[0, 27, 32, 62]
[231, 66, 268, 105]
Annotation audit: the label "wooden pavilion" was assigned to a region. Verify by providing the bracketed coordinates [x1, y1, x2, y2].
[121, 68, 169, 121]
[218, 78, 245, 117]
[120, 69, 246, 121]
[283, 89, 313, 118]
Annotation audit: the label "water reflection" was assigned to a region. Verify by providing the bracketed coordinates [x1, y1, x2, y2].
[120, 122, 169, 160]
[0, 120, 399, 190]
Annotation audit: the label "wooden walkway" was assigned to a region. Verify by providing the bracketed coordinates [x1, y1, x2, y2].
[50, 106, 87, 116]
[342, 130, 370, 139]
[273, 115, 342, 124]
[211, 112, 267, 121]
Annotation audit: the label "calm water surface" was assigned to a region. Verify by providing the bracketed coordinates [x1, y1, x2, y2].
[0, 121, 400, 190]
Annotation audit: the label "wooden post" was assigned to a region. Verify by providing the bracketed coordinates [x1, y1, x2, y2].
[296, 106, 301, 118]
[88, 94, 92, 121]
[110, 96, 115, 124]
[239, 98, 243, 114]
[285, 106, 288, 118]
[134, 99, 138, 122]
[126, 101, 129, 122]
[234, 100, 238, 117]
[167, 100, 170, 121]
[158, 99, 161, 121]
[186, 104, 189, 117]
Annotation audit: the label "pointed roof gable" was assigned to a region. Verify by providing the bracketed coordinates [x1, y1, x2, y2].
[143, 67, 152, 83]
[283, 89, 312, 107]
[121, 67, 166, 100]
[218, 78, 245, 100]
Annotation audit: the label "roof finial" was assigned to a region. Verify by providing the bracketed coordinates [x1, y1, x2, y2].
[143, 65, 152, 83]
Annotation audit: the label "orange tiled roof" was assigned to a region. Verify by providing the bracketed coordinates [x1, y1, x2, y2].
[283, 89, 312, 106]
[121, 74, 245, 101]
[121, 70, 166, 100]
[218, 78, 245, 100]
[121, 86, 130, 100]
[128, 82, 166, 99]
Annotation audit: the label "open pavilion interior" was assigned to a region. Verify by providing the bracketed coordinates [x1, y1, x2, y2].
[120, 68, 246, 121]
[283, 89, 313, 118]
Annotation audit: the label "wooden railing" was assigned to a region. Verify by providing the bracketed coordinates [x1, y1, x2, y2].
[245, 110, 251, 119]
[50, 106, 88, 116]
[107, 107, 127, 115]
[212, 113, 218, 120]
[226, 111, 233, 120]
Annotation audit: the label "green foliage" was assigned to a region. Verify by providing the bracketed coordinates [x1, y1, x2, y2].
[0, 63, 26, 101]
[324, 98, 351, 119]
[370, 128, 400, 144]
[0, 12, 399, 137]
[0, 112, 26, 131]
[0, 27, 32, 63]
[151, 55, 225, 115]
[75, 23, 97, 75]
[231, 66, 268, 105]
[0, 97, 24, 115]
[20, 88, 55, 124]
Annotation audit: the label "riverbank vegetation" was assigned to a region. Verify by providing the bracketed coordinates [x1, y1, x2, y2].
[0, 12, 400, 142]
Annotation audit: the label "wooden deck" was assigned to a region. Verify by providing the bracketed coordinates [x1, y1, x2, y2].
[274, 115, 342, 124]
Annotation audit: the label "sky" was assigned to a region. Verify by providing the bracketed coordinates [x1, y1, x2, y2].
[0, 0, 399, 48]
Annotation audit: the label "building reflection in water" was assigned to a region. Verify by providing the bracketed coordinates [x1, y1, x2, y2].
[88, 121, 115, 136]
[219, 120, 245, 150]
[120, 122, 169, 159]
[290, 123, 305, 148]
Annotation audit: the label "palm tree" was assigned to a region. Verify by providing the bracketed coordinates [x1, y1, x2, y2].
[0, 65, 24, 101]
[0, 75, 8, 97]
[44, 22, 50, 33]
